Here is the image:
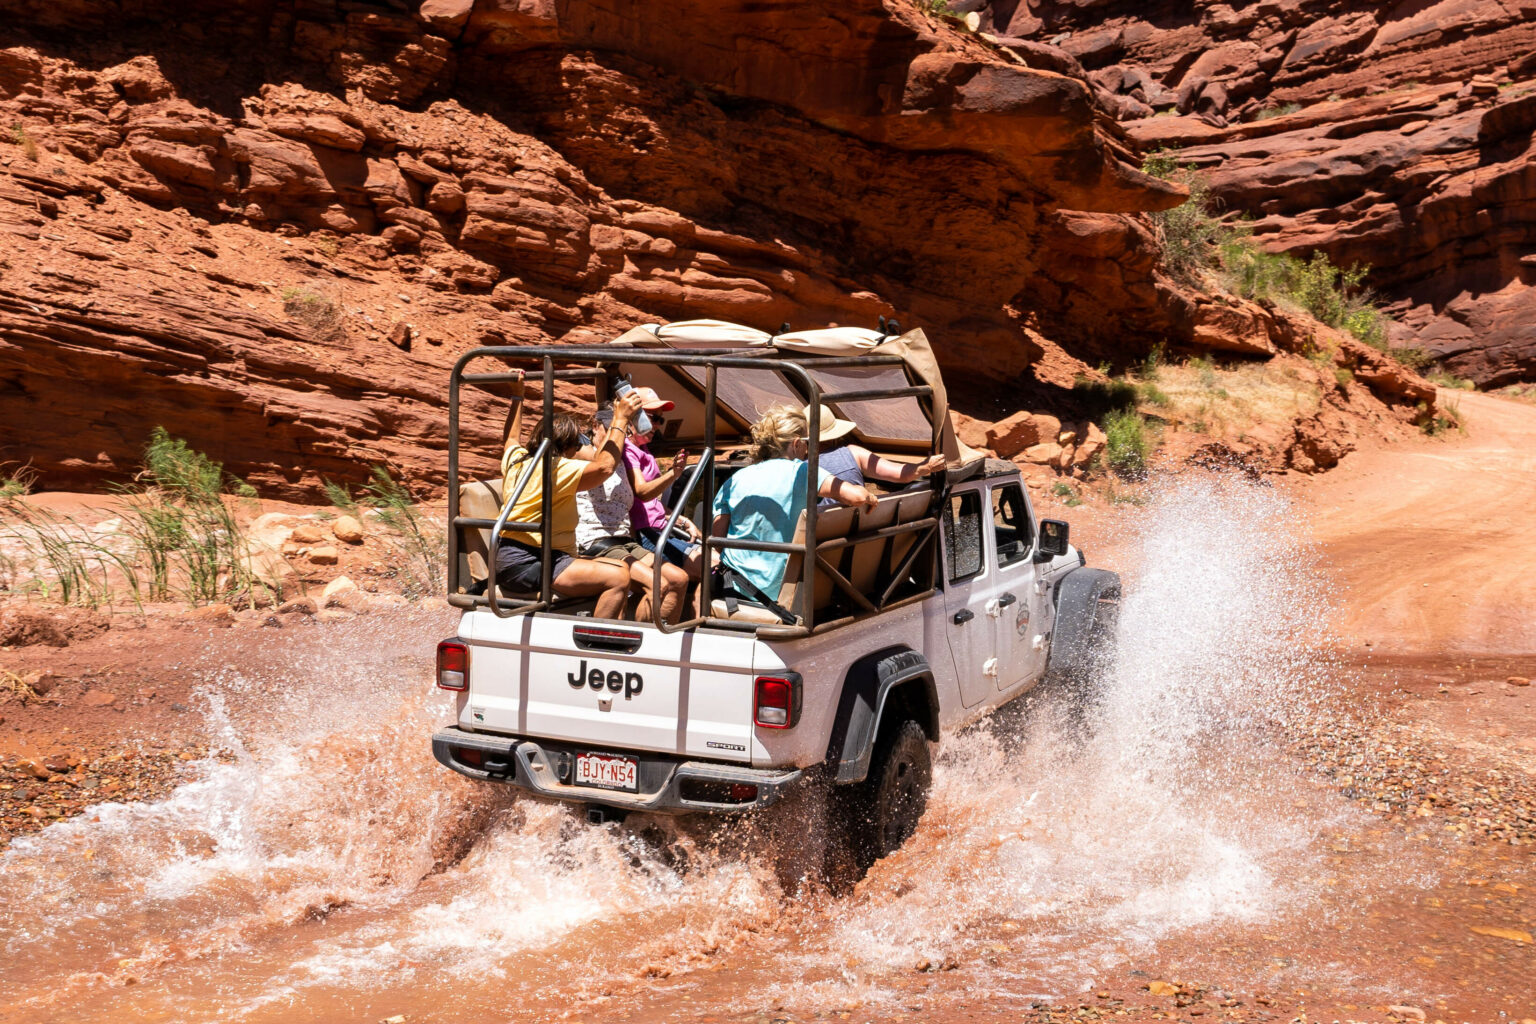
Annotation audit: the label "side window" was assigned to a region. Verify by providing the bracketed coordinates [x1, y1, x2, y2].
[944, 491, 984, 583]
[991, 483, 1034, 568]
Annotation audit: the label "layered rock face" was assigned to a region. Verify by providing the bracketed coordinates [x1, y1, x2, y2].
[0, 0, 1434, 496]
[979, 0, 1536, 386]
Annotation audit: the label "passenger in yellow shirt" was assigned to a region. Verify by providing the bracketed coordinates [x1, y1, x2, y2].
[496, 372, 645, 619]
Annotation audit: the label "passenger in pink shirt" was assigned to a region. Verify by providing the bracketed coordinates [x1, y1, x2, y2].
[624, 387, 705, 583]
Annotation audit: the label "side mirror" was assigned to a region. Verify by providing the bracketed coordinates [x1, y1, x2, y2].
[1034, 519, 1069, 561]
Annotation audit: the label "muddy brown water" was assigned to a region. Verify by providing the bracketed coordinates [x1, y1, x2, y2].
[2, 482, 1533, 1023]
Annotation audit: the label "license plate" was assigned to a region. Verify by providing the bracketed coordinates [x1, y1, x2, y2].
[575, 752, 638, 792]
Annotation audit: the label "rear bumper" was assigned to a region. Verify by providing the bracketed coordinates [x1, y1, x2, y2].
[431, 726, 803, 814]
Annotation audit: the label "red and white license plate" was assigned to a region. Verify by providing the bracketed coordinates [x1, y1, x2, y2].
[575, 752, 638, 792]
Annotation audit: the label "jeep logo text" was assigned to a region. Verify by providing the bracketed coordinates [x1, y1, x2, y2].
[567, 659, 644, 699]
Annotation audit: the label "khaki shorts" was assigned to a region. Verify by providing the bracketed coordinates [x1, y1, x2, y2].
[581, 536, 648, 561]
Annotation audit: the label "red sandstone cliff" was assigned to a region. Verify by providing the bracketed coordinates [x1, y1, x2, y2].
[980, 0, 1536, 386]
[0, 1, 1437, 496]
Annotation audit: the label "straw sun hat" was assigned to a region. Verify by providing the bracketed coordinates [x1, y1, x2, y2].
[803, 403, 857, 443]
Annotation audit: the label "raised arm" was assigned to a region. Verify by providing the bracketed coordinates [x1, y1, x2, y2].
[502, 370, 526, 449]
[631, 449, 688, 501]
[577, 391, 644, 488]
[851, 444, 947, 485]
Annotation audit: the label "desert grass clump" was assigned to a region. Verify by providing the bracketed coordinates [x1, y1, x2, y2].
[0, 502, 138, 609]
[120, 427, 265, 606]
[10, 123, 38, 161]
[329, 467, 443, 597]
[280, 285, 344, 341]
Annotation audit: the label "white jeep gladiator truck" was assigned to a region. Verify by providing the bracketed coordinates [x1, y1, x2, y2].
[431, 320, 1119, 861]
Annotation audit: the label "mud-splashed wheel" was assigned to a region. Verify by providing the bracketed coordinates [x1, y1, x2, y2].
[862, 719, 933, 861]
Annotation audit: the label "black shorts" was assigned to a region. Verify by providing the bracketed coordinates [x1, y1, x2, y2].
[494, 539, 575, 593]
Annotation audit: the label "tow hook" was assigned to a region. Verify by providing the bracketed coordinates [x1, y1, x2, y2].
[584, 805, 627, 826]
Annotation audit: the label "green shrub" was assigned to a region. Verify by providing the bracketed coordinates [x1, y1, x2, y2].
[1139, 381, 1172, 406]
[1104, 407, 1151, 477]
[1427, 369, 1475, 391]
[0, 462, 37, 503]
[1334, 366, 1354, 389]
[1142, 151, 1243, 285]
[1142, 342, 1165, 381]
[1145, 157, 1394, 352]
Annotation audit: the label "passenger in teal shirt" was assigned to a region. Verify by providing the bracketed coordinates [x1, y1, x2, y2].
[712, 405, 876, 600]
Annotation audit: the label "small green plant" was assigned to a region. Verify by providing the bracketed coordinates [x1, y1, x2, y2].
[1334, 366, 1354, 389]
[280, 285, 344, 341]
[0, 462, 37, 503]
[1103, 407, 1151, 477]
[1142, 343, 1165, 381]
[1427, 369, 1475, 391]
[1189, 355, 1218, 390]
[1422, 396, 1464, 436]
[1253, 102, 1302, 120]
[1139, 381, 1172, 407]
[10, 122, 38, 161]
[1142, 150, 1243, 285]
[315, 235, 341, 258]
[1393, 345, 1432, 369]
[1050, 481, 1084, 507]
[323, 477, 359, 512]
[922, 0, 950, 12]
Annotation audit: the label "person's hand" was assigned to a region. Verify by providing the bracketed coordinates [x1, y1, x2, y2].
[861, 490, 879, 512]
[669, 450, 688, 477]
[677, 515, 701, 541]
[611, 391, 644, 431]
[917, 454, 947, 476]
[510, 367, 525, 396]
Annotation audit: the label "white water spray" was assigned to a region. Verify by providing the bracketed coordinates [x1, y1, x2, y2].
[0, 479, 1354, 1021]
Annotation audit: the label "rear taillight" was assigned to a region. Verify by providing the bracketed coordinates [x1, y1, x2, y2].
[754, 673, 801, 729]
[437, 638, 468, 691]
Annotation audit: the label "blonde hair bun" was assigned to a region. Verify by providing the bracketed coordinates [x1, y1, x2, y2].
[748, 404, 807, 463]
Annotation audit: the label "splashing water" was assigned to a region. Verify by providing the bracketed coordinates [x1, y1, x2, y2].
[0, 479, 1361, 1021]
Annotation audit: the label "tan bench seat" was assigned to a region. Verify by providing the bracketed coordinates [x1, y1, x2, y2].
[710, 487, 934, 625]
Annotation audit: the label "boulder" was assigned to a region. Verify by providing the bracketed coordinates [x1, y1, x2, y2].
[984, 410, 1042, 456]
[307, 545, 340, 565]
[290, 524, 324, 544]
[332, 514, 365, 544]
[1022, 441, 1064, 465]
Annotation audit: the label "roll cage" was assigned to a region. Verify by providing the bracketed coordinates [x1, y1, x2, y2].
[446, 345, 945, 639]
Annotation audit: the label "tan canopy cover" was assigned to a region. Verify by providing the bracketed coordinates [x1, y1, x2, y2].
[609, 320, 982, 467]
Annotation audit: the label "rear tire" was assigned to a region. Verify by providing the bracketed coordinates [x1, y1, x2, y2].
[837, 718, 933, 872]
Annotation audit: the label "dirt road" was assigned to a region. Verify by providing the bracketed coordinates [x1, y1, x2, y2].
[1295, 389, 1536, 656]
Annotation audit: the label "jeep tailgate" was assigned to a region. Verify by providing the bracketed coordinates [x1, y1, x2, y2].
[458, 613, 756, 763]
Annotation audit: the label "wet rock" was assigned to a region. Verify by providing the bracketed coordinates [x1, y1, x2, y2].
[332, 514, 365, 544]
[277, 596, 318, 615]
[321, 575, 358, 606]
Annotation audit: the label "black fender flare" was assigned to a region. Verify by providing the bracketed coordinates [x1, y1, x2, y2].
[1046, 567, 1122, 678]
[824, 647, 940, 785]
